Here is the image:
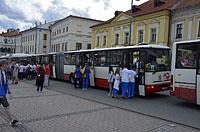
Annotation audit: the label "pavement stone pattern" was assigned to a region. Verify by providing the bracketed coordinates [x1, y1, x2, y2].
[0, 81, 199, 132]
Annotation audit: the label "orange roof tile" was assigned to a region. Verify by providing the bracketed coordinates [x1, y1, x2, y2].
[125, 0, 177, 17]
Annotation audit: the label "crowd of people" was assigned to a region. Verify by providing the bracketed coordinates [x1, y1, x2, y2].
[6, 60, 50, 92]
[73, 62, 138, 99]
[107, 64, 138, 99]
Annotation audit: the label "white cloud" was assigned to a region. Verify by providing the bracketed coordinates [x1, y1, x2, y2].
[0, 0, 148, 32]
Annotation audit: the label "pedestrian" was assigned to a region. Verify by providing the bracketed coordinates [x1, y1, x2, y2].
[128, 66, 137, 98]
[107, 66, 114, 96]
[18, 64, 24, 80]
[121, 64, 129, 99]
[0, 59, 19, 126]
[82, 63, 91, 91]
[44, 64, 50, 87]
[74, 64, 81, 88]
[11, 60, 19, 84]
[112, 67, 120, 98]
[36, 64, 45, 92]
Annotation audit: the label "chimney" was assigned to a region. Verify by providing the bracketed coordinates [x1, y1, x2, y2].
[17, 29, 20, 33]
[114, 11, 122, 16]
[154, 0, 161, 7]
[45, 20, 46, 24]
[131, 5, 140, 13]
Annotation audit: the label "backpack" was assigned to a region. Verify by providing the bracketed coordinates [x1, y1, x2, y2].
[38, 68, 44, 80]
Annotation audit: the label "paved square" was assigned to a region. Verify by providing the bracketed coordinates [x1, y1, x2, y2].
[0, 81, 199, 132]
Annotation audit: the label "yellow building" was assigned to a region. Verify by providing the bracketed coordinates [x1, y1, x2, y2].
[91, 0, 178, 48]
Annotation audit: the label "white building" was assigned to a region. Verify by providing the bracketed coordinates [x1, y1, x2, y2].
[18, 21, 54, 54]
[51, 15, 102, 52]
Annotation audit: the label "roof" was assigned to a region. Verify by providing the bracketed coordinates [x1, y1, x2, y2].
[125, 0, 177, 17]
[0, 31, 19, 37]
[63, 44, 169, 54]
[173, 0, 200, 10]
[53, 15, 103, 26]
[92, 0, 178, 28]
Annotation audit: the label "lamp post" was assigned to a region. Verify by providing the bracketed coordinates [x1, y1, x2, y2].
[128, 0, 139, 46]
[35, 22, 37, 54]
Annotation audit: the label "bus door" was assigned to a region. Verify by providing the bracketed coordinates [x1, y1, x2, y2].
[136, 51, 146, 96]
[88, 53, 95, 87]
[52, 54, 56, 78]
[174, 44, 197, 103]
[55, 53, 64, 80]
[49, 55, 54, 78]
[132, 51, 141, 95]
[197, 47, 200, 105]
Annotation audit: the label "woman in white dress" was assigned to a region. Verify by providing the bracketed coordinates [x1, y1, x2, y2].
[112, 67, 120, 98]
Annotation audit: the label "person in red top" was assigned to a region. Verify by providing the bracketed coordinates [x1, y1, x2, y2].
[44, 64, 50, 87]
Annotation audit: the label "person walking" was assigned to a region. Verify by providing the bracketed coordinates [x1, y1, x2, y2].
[112, 67, 120, 98]
[128, 66, 137, 98]
[107, 66, 114, 96]
[44, 64, 50, 87]
[82, 63, 91, 91]
[36, 64, 45, 92]
[74, 65, 81, 88]
[11, 60, 19, 84]
[121, 64, 129, 99]
[0, 59, 19, 126]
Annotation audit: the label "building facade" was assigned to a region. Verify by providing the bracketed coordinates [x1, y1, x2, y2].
[91, 0, 178, 48]
[17, 22, 54, 54]
[170, 0, 200, 46]
[51, 15, 102, 52]
[0, 29, 19, 56]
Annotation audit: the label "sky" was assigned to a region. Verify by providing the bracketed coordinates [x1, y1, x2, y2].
[0, 0, 148, 32]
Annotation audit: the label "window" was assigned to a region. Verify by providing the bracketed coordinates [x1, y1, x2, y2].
[103, 35, 107, 46]
[198, 20, 200, 37]
[176, 44, 197, 69]
[124, 32, 129, 45]
[146, 49, 170, 72]
[63, 28, 65, 33]
[115, 34, 119, 45]
[107, 50, 123, 66]
[176, 23, 183, 39]
[96, 36, 100, 47]
[64, 54, 75, 65]
[43, 34, 47, 40]
[65, 42, 68, 51]
[59, 29, 61, 34]
[138, 30, 144, 43]
[76, 43, 82, 50]
[150, 28, 157, 42]
[66, 27, 68, 32]
[87, 44, 91, 49]
[94, 52, 106, 66]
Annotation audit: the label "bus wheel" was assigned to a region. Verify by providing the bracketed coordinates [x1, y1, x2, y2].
[69, 76, 74, 84]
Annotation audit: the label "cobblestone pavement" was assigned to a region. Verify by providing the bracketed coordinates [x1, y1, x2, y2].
[0, 81, 199, 132]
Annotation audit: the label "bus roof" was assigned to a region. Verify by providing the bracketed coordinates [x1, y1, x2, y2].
[174, 39, 200, 45]
[64, 44, 169, 54]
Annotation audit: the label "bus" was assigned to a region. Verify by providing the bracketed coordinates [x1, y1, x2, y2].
[60, 44, 171, 96]
[170, 40, 200, 105]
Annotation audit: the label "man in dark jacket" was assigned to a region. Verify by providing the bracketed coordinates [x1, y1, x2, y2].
[0, 59, 19, 126]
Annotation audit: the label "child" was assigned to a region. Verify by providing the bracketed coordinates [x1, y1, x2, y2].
[112, 67, 120, 98]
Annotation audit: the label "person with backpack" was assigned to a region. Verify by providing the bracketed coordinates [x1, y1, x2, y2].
[36, 64, 45, 92]
[0, 59, 20, 126]
[74, 65, 81, 88]
[82, 63, 91, 91]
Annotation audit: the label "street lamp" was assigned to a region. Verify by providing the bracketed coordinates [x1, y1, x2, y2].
[128, 0, 140, 46]
[35, 22, 37, 54]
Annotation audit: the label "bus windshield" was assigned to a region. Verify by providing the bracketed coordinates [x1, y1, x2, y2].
[146, 49, 170, 72]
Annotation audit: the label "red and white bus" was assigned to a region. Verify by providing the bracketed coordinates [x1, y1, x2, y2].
[62, 44, 171, 96]
[170, 40, 200, 104]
